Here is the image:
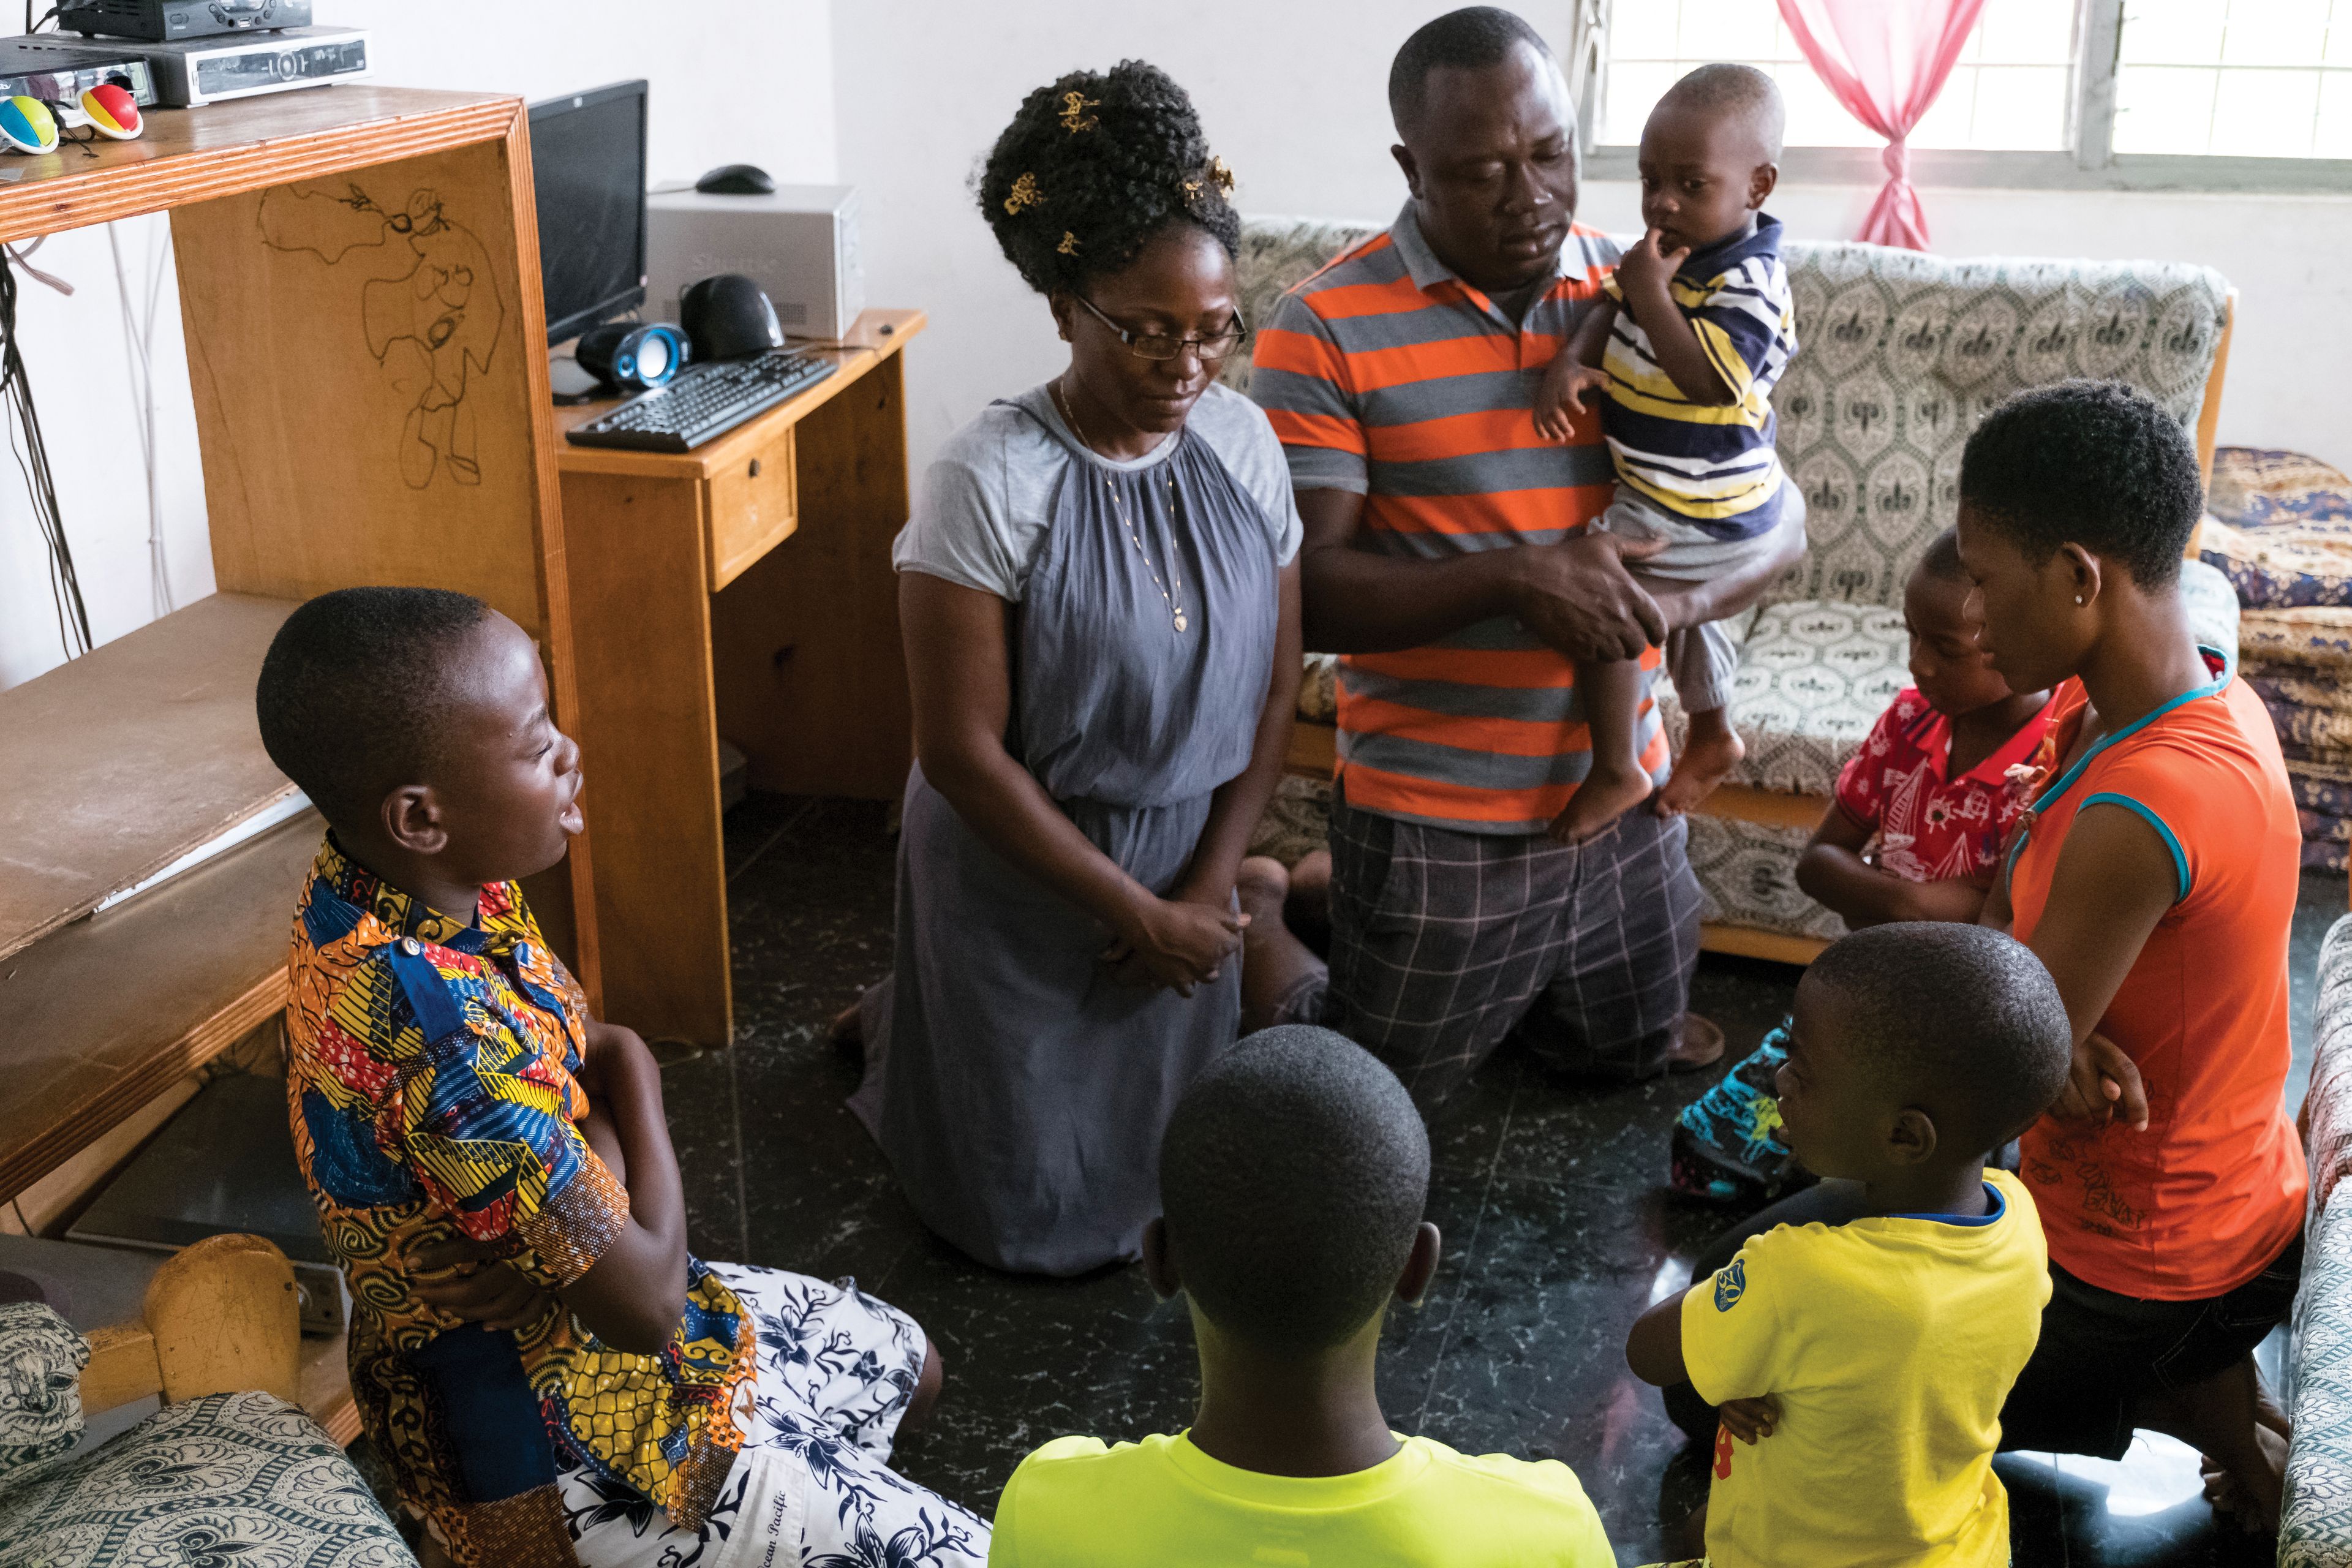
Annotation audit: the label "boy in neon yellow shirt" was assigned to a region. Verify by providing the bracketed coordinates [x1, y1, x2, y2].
[989, 1025, 1616, 1566]
[1627, 923, 2072, 1567]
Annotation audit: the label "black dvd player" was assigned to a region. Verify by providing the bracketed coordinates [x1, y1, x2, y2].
[60, 0, 310, 43]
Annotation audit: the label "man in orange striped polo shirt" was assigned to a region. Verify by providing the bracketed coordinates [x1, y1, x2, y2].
[1243, 8, 1804, 1105]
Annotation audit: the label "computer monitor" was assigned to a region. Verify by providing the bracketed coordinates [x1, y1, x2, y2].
[529, 78, 648, 345]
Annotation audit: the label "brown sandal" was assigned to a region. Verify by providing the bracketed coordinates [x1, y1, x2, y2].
[1665, 1012, 1726, 1072]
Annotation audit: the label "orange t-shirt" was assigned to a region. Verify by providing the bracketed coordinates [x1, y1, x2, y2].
[2007, 652, 2307, 1300]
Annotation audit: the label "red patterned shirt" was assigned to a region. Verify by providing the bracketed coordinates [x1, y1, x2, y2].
[1833, 688, 2057, 885]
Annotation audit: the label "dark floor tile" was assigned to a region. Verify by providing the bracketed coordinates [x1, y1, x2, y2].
[674, 794, 2342, 1557]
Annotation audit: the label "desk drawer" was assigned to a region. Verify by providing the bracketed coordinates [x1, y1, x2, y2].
[707, 428, 799, 590]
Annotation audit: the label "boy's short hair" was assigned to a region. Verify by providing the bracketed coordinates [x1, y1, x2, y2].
[1959, 379, 2201, 589]
[255, 586, 494, 829]
[1915, 526, 1969, 586]
[1159, 1026, 1430, 1354]
[1657, 62, 1786, 160]
[1389, 7, 1551, 135]
[1807, 923, 2072, 1154]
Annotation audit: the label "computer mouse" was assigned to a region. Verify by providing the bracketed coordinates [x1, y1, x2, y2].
[0, 97, 56, 155]
[681, 274, 784, 361]
[696, 162, 775, 196]
[80, 83, 140, 141]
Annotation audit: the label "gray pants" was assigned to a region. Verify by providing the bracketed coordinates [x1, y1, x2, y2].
[1275, 795, 1703, 1107]
[1596, 487, 1804, 713]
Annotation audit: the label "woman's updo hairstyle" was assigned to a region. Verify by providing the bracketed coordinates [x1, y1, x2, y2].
[977, 60, 1242, 297]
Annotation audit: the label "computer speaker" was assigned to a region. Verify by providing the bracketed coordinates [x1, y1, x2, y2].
[576, 322, 691, 391]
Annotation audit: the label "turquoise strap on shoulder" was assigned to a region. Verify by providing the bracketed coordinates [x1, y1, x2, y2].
[2079, 791, 2191, 903]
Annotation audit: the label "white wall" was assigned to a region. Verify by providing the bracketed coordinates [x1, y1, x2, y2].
[8, 1, 2345, 692]
[835, 0, 2352, 508]
[0, 0, 837, 692]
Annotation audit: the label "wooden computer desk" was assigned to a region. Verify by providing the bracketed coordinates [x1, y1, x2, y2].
[554, 309, 925, 1049]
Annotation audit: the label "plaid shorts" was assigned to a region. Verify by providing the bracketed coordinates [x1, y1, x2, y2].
[1278, 796, 1702, 1106]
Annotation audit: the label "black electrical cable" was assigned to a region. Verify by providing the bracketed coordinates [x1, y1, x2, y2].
[2, 252, 91, 658]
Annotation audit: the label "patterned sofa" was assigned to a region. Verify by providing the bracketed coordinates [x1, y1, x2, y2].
[2288, 912, 2352, 1559]
[1231, 219, 2241, 959]
[0, 1234, 410, 1566]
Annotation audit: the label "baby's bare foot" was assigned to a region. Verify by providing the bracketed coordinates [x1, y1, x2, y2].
[1656, 715, 1744, 818]
[1551, 759, 1654, 845]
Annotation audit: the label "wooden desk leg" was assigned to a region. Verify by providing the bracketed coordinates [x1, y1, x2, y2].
[712, 353, 914, 800]
[560, 470, 733, 1048]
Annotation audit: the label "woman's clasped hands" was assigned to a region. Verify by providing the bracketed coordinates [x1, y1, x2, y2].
[1101, 884, 1248, 997]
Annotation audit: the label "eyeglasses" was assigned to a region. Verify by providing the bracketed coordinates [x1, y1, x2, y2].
[1076, 294, 1247, 363]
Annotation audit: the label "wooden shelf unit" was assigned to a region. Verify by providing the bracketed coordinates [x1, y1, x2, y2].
[0, 592, 298, 962]
[0, 88, 606, 1454]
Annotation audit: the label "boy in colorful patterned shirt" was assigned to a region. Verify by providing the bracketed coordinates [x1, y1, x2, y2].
[1534, 62, 1804, 843]
[1629, 923, 2072, 1568]
[1673, 529, 2055, 1205]
[261, 588, 986, 1568]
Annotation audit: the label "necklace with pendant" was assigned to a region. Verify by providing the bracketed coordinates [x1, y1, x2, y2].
[1054, 375, 1189, 635]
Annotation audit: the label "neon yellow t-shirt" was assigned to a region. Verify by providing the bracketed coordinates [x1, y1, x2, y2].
[988, 1429, 1615, 1567]
[1681, 1168, 2050, 1568]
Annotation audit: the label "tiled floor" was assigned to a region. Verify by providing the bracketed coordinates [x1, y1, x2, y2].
[660, 793, 2342, 1566]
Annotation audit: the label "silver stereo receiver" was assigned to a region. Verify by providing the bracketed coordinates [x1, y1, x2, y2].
[105, 23, 367, 106]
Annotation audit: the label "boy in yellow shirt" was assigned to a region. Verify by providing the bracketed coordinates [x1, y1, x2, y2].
[1626, 923, 2072, 1567]
[989, 1025, 1616, 1566]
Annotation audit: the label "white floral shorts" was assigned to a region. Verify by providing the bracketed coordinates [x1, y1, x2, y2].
[559, 1264, 989, 1568]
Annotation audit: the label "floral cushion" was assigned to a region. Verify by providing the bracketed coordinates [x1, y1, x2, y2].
[1685, 813, 1849, 943]
[0, 1389, 409, 1566]
[0, 1303, 86, 1488]
[2209, 446, 2352, 532]
[2285, 914, 2352, 1561]
[2308, 914, 2352, 1217]
[1658, 600, 1905, 797]
[1222, 219, 1378, 398]
[1772, 247, 2228, 608]
[2286, 1180, 2352, 1562]
[2203, 515, 2352, 611]
[2245, 608, 2352, 679]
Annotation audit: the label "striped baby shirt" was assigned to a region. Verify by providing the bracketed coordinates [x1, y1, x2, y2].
[1599, 214, 1795, 541]
[1252, 204, 1668, 835]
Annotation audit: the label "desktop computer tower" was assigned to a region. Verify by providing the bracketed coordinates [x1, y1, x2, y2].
[647, 184, 865, 344]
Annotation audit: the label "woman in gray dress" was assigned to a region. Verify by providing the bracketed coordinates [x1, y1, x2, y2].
[846, 62, 1304, 1275]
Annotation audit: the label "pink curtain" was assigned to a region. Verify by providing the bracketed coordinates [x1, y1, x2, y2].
[1774, 0, 1988, 250]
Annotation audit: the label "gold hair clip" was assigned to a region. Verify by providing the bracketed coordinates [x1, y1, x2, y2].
[1060, 91, 1099, 133]
[1004, 172, 1044, 215]
[1208, 155, 1236, 195]
[1058, 230, 1080, 255]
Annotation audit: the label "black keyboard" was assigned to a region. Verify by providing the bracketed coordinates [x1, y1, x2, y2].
[565, 351, 837, 453]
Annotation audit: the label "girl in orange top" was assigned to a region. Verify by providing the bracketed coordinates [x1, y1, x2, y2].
[1960, 380, 2305, 1531]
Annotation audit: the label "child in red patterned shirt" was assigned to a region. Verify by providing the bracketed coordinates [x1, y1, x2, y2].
[1673, 529, 2054, 1205]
